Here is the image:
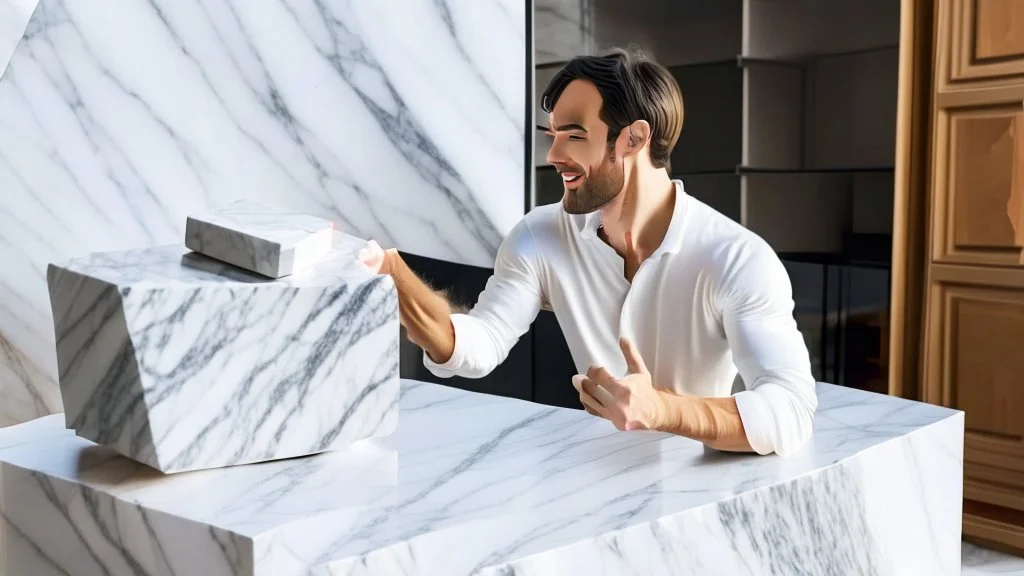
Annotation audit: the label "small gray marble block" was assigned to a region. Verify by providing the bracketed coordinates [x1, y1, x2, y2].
[185, 199, 334, 278]
[45, 231, 400, 474]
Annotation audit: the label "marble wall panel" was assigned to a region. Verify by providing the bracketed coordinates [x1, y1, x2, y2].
[0, 0, 529, 426]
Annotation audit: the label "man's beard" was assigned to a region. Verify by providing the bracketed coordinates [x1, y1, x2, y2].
[561, 152, 624, 215]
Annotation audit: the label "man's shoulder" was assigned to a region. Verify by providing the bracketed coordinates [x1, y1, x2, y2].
[522, 202, 569, 228]
[498, 203, 569, 264]
[686, 199, 773, 264]
[513, 202, 577, 246]
[683, 198, 785, 289]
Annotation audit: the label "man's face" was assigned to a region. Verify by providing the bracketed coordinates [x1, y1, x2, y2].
[545, 80, 624, 215]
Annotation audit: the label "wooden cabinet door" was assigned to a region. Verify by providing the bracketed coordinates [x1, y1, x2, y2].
[920, 0, 1024, 552]
[941, 0, 1024, 87]
[931, 101, 1024, 267]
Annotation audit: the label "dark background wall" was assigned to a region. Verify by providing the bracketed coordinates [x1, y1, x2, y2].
[397, 252, 581, 409]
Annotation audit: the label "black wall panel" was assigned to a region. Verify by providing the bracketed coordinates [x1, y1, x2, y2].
[397, 251, 534, 402]
[532, 310, 580, 409]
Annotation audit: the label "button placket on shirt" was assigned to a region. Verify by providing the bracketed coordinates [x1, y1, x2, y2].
[617, 253, 663, 376]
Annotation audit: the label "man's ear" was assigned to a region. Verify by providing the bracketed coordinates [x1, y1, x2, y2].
[619, 120, 651, 157]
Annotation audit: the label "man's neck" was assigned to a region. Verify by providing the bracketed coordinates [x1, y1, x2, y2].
[598, 167, 676, 266]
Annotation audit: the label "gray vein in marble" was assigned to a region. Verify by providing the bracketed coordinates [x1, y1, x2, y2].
[289, 0, 500, 256]
[27, 3, 183, 242]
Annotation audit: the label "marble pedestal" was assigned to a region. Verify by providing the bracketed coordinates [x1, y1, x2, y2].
[44, 231, 399, 474]
[0, 380, 964, 575]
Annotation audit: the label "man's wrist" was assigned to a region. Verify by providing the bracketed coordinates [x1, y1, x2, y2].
[653, 389, 687, 434]
[423, 319, 456, 365]
[653, 390, 717, 441]
[379, 247, 400, 277]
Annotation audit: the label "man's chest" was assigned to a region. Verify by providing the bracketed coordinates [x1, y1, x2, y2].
[544, 250, 719, 348]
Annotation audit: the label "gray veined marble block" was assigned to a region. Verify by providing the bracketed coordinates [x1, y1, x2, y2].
[185, 199, 334, 279]
[44, 231, 400, 474]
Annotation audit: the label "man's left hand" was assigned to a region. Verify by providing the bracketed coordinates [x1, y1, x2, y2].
[572, 337, 667, 431]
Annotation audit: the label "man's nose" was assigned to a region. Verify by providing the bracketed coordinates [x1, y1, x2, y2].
[546, 138, 567, 167]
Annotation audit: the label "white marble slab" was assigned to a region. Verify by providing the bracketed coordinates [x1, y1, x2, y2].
[185, 199, 334, 278]
[0, 380, 964, 575]
[0, 0, 34, 77]
[0, 0, 527, 428]
[44, 231, 400, 473]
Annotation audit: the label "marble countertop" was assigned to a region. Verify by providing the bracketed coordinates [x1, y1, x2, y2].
[0, 379, 964, 575]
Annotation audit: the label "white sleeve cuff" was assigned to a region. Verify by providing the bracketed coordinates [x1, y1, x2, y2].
[733, 388, 776, 455]
[734, 381, 816, 457]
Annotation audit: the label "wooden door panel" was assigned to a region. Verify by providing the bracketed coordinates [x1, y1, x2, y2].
[932, 103, 1024, 266]
[925, 279, 1024, 497]
[954, 295, 1024, 438]
[975, 0, 1024, 61]
[946, 287, 1024, 438]
[944, 0, 1024, 85]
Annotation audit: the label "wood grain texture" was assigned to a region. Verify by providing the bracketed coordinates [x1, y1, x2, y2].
[975, 0, 1024, 61]
[888, 0, 934, 399]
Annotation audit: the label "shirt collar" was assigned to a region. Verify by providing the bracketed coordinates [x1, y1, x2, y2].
[655, 179, 688, 257]
[576, 179, 689, 256]
[579, 210, 602, 239]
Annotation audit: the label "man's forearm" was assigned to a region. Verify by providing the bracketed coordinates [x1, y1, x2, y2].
[654, 391, 754, 452]
[385, 253, 458, 363]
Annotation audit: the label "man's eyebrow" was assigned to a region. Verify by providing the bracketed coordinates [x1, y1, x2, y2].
[541, 123, 587, 133]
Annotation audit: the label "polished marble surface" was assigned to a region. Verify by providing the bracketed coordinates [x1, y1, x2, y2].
[0, 0, 527, 427]
[45, 230, 399, 473]
[1, 379, 963, 575]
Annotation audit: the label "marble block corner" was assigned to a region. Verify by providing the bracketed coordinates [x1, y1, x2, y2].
[44, 231, 400, 474]
[185, 199, 334, 279]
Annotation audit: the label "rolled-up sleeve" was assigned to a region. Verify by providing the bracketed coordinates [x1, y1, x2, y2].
[717, 240, 818, 456]
[423, 219, 545, 379]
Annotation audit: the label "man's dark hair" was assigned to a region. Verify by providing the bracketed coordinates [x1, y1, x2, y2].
[541, 47, 684, 171]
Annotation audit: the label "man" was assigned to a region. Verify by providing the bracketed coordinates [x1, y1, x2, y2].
[359, 48, 817, 456]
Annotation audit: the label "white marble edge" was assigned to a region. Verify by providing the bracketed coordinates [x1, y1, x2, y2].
[186, 199, 335, 244]
[0, 0, 35, 77]
[0, 380, 964, 574]
[49, 230, 373, 288]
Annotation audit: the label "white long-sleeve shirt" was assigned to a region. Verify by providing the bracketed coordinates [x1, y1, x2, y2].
[424, 179, 818, 456]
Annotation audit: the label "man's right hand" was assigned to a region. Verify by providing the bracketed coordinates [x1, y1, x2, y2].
[355, 239, 457, 364]
[357, 239, 398, 276]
